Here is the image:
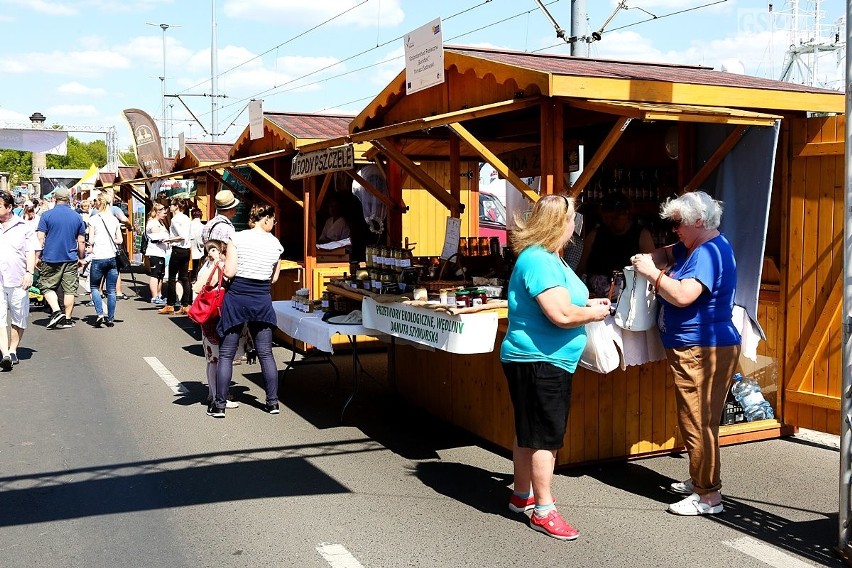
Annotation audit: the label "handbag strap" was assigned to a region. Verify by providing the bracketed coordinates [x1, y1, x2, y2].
[204, 263, 224, 288]
[98, 215, 120, 252]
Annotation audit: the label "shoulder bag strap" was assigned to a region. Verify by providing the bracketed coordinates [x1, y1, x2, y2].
[99, 215, 119, 252]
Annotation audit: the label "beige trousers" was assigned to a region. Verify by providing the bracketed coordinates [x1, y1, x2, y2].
[666, 344, 740, 495]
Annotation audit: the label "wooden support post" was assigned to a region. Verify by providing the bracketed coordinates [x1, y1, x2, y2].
[317, 173, 333, 208]
[446, 122, 539, 203]
[569, 116, 632, 198]
[682, 125, 748, 193]
[373, 139, 463, 214]
[539, 100, 565, 196]
[247, 161, 303, 205]
[304, 176, 316, 288]
[449, 136, 462, 217]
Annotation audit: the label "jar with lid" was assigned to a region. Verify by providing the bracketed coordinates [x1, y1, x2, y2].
[392, 248, 403, 275]
[458, 238, 468, 257]
[454, 289, 471, 308]
[467, 236, 479, 256]
[478, 237, 490, 256]
[321, 291, 331, 312]
[399, 246, 413, 270]
[469, 288, 487, 306]
[365, 246, 374, 268]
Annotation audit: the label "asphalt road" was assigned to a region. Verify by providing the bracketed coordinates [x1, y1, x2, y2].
[0, 277, 844, 568]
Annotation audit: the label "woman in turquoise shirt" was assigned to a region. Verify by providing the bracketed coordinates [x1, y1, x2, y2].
[501, 194, 610, 541]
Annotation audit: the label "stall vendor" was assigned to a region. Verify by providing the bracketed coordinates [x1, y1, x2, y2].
[318, 194, 351, 244]
[577, 192, 654, 298]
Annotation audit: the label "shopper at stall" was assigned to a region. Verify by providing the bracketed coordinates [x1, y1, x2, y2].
[86, 193, 123, 327]
[630, 190, 740, 516]
[500, 194, 610, 541]
[159, 197, 192, 315]
[210, 204, 283, 418]
[578, 192, 655, 298]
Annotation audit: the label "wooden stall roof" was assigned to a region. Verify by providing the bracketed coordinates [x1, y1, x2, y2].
[230, 111, 372, 159]
[352, 45, 844, 132]
[171, 141, 233, 171]
[117, 166, 139, 181]
[95, 172, 116, 187]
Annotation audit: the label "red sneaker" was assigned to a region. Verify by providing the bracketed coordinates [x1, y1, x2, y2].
[508, 494, 535, 513]
[530, 510, 579, 541]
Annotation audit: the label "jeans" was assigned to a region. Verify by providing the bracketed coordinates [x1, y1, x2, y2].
[166, 246, 191, 306]
[215, 322, 278, 409]
[90, 257, 118, 321]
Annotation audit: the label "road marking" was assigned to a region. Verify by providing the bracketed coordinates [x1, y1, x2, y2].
[723, 536, 815, 568]
[316, 543, 365, 568]
[144, 356, 189, 396]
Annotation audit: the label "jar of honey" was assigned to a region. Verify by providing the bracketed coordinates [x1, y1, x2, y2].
[455, 290, 471, 308]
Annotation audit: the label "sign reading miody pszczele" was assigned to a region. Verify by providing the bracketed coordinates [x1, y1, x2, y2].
[290, 143, 355, 180]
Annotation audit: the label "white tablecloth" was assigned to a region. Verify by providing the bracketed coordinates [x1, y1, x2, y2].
[272, 301, 376, 353]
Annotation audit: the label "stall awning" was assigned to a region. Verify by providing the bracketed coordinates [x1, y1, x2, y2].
[564, 99, 782, 126]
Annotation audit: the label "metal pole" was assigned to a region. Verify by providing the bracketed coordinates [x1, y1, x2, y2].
[840, 0, 852, 557]
[211, 0, 219, 141]
[161, 24, 169, 156]
[571, 0, 589, 57]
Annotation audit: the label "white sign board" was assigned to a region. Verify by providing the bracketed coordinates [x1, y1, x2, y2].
[404, 17, 444, 95]
[178, 132, 185, 159]
[249, 99, 264, 140]
[440, 216, 461, 260]
[291, 144, 355, 180]
[362, 297, 498, 354]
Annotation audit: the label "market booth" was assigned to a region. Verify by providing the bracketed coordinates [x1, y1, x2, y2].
[168, 141, 233, 216]
[312, 45, 845, 466]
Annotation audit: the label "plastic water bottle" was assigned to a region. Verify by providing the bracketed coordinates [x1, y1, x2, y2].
[730, 373, 774, 421]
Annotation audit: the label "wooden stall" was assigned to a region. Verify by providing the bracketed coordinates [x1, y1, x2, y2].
[169, 141, 233, 217]
[331, 45, 845, 466]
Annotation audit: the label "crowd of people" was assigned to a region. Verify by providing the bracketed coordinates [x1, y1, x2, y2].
[1, 182, 742, 543]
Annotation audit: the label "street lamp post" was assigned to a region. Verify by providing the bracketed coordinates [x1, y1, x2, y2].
[146, 22, 174, 156]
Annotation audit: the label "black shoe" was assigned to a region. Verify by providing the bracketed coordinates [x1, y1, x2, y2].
[95, 315, 104, 328]
[9, 353, 19, 365]
[46, 311, 65, 329]
[207, 404, 225, 418]
[117, 294, 129, 300]
[56, 319, 76, 329]
[105, 319, 115, 328]
[0, 356, 11, 372]
[265, 403, 280, 415]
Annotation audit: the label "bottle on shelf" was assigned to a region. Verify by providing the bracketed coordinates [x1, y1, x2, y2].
[730, 373, 774, 422]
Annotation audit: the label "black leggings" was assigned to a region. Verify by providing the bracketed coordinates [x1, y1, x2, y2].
[166, 246, 192, 306]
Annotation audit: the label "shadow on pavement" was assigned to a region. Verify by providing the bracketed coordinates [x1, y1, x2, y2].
[586, 462, 842, 566]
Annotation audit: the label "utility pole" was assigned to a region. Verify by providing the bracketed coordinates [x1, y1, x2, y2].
[147, 22, 176, 156]
[211, 0, 219, 141]
[571, 0, 590, 57]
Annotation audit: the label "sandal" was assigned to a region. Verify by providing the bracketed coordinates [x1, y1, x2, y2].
[667, 493, 723, 516]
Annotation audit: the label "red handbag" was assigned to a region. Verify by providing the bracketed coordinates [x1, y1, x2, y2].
[188, 265, 226, 325]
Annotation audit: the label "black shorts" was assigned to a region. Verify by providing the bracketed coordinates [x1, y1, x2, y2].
[502, 361, 573, 450]
[148, 256, 166, 279]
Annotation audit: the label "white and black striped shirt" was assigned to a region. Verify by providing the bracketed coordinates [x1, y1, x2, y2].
[232, 229, 283, 280]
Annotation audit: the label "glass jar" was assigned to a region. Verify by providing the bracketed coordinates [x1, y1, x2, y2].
[455, 290, 470, 308]
[489, 236, 502, 257]
[478, 237, 490, 256]
[467, 236, 478, 256]
[365, 245, 374, 268]
[321, 291, 330, 312]
[458, 238, 468, 257]
[470, 288, 487, 306]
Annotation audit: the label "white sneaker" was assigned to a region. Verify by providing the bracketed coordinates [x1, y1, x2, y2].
[667, 493, 723, 516]
[669, 479, 694, 495]
[225, 400, 240, 409]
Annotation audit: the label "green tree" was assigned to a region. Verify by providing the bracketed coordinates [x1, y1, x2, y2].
[120, 145, 137, 166]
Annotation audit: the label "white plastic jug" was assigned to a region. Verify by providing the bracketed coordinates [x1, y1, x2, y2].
[613, 266, 658, 332]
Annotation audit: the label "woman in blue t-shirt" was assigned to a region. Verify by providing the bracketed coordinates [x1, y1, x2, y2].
[501, 194, 610, 541]
[631, 190, 741, 517]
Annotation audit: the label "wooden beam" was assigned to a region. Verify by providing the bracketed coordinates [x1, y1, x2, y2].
[539, 100, 565, 196]
[344, 169, 406, 213]
[446, 121, 539, 203]
[221, 167, 278, 210]
[682, 125, 748, 193]
[246, 161, 303, 205]
[449, 136, 461, 218]
[568, 116, 632, 198]
[303, 176, 317, 284]
[784, 390, 840, 411]
[299, 96, 544, 154]
[317, 173, 333, 207]
[795, 141, 844, 157]
[785, 273, 842, 394]
[372, 139, 463, 214]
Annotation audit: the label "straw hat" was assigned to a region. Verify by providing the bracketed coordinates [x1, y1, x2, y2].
[214, 189, 240, 210]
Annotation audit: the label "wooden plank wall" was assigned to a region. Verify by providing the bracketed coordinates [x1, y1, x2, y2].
[401, 161, 478, 257]
[784, 115, 844, 435]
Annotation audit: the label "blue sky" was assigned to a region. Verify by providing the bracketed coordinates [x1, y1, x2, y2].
[0, 0, 845, 154]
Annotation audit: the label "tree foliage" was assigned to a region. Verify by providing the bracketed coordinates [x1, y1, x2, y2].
[0, 135, 112, 185]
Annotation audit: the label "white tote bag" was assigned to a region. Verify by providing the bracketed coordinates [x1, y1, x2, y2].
[579, 318, 621, 374]
[613, 266, 658, 332]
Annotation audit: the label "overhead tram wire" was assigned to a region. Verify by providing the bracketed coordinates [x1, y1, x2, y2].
[531, 0, 728, 54]
[210, 0, 562, 118]
[174, 0, 370, 97]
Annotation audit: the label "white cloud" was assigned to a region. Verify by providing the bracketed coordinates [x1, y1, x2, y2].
[223, 0, 404, 27]
[0, 49, 130, 77]
[58, 82, 107, 96]
[6, 0, 77, 16]
[46, 104, 100, 118]
[0, 108, 29, 124]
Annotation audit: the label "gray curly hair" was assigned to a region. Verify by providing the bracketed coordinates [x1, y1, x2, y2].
[660, 190, 723, 230]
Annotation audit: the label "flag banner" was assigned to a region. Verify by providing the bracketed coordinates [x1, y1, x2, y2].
[0, 129, 68, 155]
[122, 108, 168, 178]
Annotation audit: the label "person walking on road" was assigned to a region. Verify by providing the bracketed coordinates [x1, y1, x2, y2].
[500, 194, 610, 541]
[159, 197, 192, 315]
[87, 193, 123, 327]
[631, 191, 740, 516]
[210, 204, 282, 418]
[0, 190, 38, 369]
[36, 187, 86, 330]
